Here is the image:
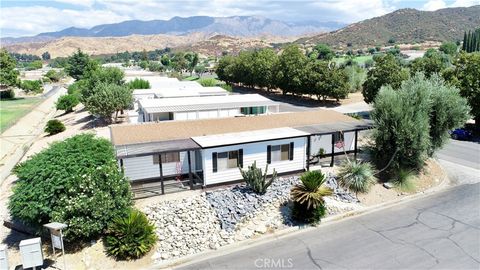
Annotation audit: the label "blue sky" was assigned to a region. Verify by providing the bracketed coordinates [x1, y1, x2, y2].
[1, 0, 479, 37]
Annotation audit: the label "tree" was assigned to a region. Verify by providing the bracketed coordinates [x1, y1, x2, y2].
[276, 45, 307, 95]
[81, 66, 125, 101]
[186, 53, 199, 76]
[371, 73, 469, 172]
[56, 94, 79, 113]
[127, 78, 150, 89]
[251, 48, 278, 91]
[446, 52, 480, 127]
[305, 61, 349, 101]
[160, 54, 171, 67]
[427, 75, 470, 154]
[216, 56, 236, 84]
[85, 83, 133, 122]
[439, 42, 457, 56]
[65, 49, 97, 80]
[0, 49, 19, 88]
[194, 65, 206, 77]
[20, 80, 43, 94]
[410, 50, 449, 78]
[9, 134, 132, 241]
[362, 54, 409, 103]
[26, 60, 43, 70]
[312, 44, 335, 61]
[41, 51, 51, 60]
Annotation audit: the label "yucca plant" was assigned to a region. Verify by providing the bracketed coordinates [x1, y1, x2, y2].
[291, 171, 333, 223]
[337, 161, 377, 197]
[105, 209, 157, 260]
[239, 161, 277, 194]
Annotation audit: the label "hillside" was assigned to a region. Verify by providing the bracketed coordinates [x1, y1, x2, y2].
[3, 33, 294, 58]
[1, 16, 344, 45]
[297, 6, 480, 48]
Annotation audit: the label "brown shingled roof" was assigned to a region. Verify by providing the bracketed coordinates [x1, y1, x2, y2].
[110, 110, 358, 145]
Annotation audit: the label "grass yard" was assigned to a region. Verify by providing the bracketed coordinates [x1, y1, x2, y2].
[333, 55, 373, 65]
[0, 97, 43, 133]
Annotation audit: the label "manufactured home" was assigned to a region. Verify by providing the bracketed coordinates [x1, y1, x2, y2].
[110, 110, 371, 198]
[136, 94, 279, 122]
[132, 86, 228, 100]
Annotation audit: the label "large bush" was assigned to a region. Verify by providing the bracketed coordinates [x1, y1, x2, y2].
[56, 94, 79, 113]
[198, 77, 217, 87]
[44, 119, 65, 135]
[20, 80, 43, 94]
[9, 134, 132, 241]
[85, 82, 133, 123]
[371, 73, 469, 172]
[105, 209, 157, 260]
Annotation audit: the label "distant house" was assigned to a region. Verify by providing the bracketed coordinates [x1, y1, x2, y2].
[110, 110, 371, 198]
[132, 86, 228, 100]
[136, 94, 279, 122]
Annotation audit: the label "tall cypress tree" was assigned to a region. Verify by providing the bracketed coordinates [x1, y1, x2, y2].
[462, 31, 467, 51]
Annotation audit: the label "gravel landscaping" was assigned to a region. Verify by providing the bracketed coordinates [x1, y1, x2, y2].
[143, 175, 361, 262]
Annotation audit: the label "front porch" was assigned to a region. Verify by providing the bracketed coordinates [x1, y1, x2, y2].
[131, 171, 204, 199]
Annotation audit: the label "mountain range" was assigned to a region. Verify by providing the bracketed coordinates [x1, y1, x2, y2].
[297, 5, 480, 48]
[1, 16, 345, 45]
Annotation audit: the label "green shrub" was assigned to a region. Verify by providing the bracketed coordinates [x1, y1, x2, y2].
[220, 84, 232, 92]
[9, 134, 132, 242]
[198, 77, 217, 87]
[337, 161, 377, 195]
[56, 94, 79, 113]
[20, 80, 43, 94]
[292, 202, 327, 224]
[127, 78, 150, 89]
[290, 170, 332, 223]
[44, 70, 65, 82]
[105, 209, 157, 260]
[392, 169, 416, 192]
[239, 161, 277, 194]
[26, 60, 43, 70]
[44, 119, 65, 135]
[0, 89, 15, 99]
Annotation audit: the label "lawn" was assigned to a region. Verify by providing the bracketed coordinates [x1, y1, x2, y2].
[0, 97, 42, 133]
[333, 55, 373, 65]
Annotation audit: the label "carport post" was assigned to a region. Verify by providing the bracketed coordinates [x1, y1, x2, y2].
[354, 130, 359, 160]
[330, 133, 335, 167]
[158, 154, 165, 195]
[187, 151, 193, 189]
[306, 136, 311, 171]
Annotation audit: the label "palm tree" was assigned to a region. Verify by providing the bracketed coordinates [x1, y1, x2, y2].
[291, 170, 333, 210]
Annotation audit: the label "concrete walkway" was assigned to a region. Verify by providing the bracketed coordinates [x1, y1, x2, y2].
[0, 86, 66, 182]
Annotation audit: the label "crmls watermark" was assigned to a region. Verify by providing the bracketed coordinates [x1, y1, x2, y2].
[254, 257, 294, 268]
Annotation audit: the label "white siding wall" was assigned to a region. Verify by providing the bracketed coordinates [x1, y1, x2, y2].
[122, 151, 197, 181]
[175, 109, 240, 121]
[202, 137, 307, 186]
[310, 131, 356, 155]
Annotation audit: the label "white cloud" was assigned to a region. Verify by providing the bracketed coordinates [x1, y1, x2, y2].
[422, 0, 479, 11]
[0, 6, 130, 37]
[422, 0, 447, 11]
[52, 0, 95, 7]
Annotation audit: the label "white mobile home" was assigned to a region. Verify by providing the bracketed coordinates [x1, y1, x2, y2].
[137, 94, 279, 122]
[110, 110, 371, 198]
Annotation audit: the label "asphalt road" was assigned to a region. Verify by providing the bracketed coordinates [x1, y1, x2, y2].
[179, 183, 480, 270]
[179, 139, 480, 270]
[436, 139, 480, 185]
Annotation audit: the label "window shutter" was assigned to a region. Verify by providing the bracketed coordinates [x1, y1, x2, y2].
[267, 145, 271, 164]
[289, 142, 294, 160]
[238, 149, 243, 168]
[212, 152, 218, 173]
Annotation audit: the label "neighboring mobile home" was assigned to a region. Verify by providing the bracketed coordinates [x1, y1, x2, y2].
[110, 110, 371, 198]
[137, 94, 279, 122]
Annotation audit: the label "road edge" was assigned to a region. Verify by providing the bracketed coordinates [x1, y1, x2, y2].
[152, 161, 450, 270]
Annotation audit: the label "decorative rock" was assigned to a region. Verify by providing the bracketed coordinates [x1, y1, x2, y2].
[254, 225, 268, 234]
[383, 182, 395, 189]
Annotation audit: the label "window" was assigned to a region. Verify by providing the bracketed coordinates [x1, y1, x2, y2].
[212, 149, 243, 172]
[153, 152, 180, 164]
[267, 143, 293, 164]
[240, 106, 266, 115]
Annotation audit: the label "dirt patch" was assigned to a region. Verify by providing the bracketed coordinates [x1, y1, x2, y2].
[357, 159, 446, 206]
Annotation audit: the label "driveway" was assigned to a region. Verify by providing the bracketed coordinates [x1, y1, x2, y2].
[178, 183, 480, 270]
